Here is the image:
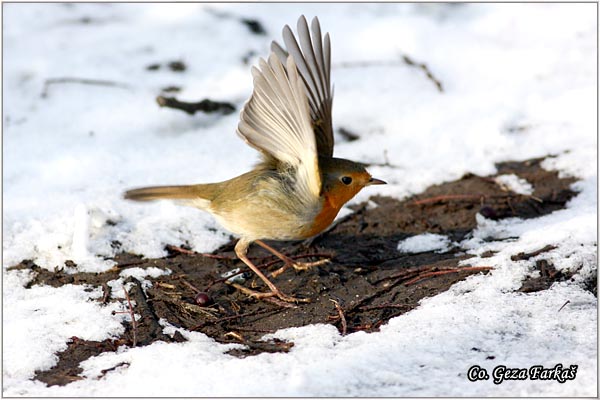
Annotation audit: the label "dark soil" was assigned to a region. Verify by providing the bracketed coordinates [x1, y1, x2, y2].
[8, 156, 584, 387]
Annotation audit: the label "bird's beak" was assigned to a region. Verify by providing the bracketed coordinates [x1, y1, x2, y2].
[367, 177, 387, 185]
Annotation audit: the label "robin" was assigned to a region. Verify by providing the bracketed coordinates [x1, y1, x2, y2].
[124, 16, 386, 303]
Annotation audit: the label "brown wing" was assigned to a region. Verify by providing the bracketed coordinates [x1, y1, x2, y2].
[237, 52, 321, 204]
[271, 16, 334, 158]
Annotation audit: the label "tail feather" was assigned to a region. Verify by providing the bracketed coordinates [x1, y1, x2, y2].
[124, 185, 210, 202]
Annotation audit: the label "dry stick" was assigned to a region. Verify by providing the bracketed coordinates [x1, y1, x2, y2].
[411, 192, 544, 207]
[557, 300, 570, 312]
[373, 265, 492, 285]
[99, 362, 131, 378]
[42, 77, 130, 97]
[359, 303, 412, 311]
[226, 326, 276, 334]
[165, 245, 195, 255]
[113, 260, 147, 268]
[511, 245, 558, 261]
[411, 194, 488, 206]
[334, 55, 444, 93]
[330, 299, 347, 336]
[334, 60, 400, 69]
[404, 266, 492, 286]
[180, 279, 201, 293]
[156, 96, 235, 115]
[100, 283, 111, 304]
[402, 54, 444, 93]
[122, 286, 137, 347]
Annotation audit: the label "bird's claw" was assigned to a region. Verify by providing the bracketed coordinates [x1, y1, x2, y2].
[270, 258, 330, 278]
[228, 282, 310, 304]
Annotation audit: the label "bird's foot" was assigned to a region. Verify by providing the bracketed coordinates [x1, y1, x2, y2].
[228, 282, 310, 305]
[270, 258, 330, 278]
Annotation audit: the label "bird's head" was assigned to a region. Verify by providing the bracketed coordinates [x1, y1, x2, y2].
[320, 157, 386, 208]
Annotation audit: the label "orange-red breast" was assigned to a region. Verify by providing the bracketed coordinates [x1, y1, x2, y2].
[124, 16, 386, 302]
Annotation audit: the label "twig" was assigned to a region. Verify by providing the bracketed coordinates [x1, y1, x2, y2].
[113, 260, 147, 268]
[402, 54, 444, 93]
[100, 283, 110, 304]
[226, 326, 276, 334]
[330, 299, 347, 335]
[359, 303, 412, 311]
[99, 362, 130, 378]
[122, 286, 137, 347]
[180, 279, 201, 293]
[42, 77, 130, 98]
[404, 266, 492, 286]
[337, 127, 360, 142]
[411, 194, 487, 206]
[411, 191, 543, 207]
[363, 149, 402, 169]
[557, 300, 570, 312]
[334, 60, 401, 69]
[327, 54, 445, 93]
[165, 244, 195, 255]
[510, 245, 557, 261]
[156, 96, 235, 115]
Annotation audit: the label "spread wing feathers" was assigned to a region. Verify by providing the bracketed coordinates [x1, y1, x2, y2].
[237, 53, 321, 201]
[271, 16, 334, 157]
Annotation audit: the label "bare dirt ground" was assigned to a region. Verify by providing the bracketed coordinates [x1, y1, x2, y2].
[9, 156, 590, 386]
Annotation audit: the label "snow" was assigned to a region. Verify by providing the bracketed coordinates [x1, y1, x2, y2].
[494, 174, 534, 196]
[3, 3, 597, 397]
[397, 233, 453, 253]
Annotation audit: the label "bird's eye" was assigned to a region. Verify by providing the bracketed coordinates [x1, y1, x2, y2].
[341, 176, 353, 185]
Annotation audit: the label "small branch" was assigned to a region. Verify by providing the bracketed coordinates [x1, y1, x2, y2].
[557, 300, 570, 312]
[334, 60, 401, 69]
[180, 279, 201, 293]
[402, 54, 444, 93]
[510, 245, 557, 261]
[42, 77, 130, 98]
[337, 127, 360, 142]
[113, 260, 147, 269]
[165, 244, 195, 255]
[99, 362, 130, 378]
[100, 283, 111, 304]
[122, 286, 137, 347]
[359, 303, 412, 311]
[404, 266, 492, 286]
[156, 96, 235, 115]
[330, 299, 347, 335]
[411, 194, 486, 206]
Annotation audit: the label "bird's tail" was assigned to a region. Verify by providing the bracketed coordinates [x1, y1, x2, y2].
[123, 184, 216, 203]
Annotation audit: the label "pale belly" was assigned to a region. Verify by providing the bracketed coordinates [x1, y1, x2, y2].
[211, 195, 336, 241]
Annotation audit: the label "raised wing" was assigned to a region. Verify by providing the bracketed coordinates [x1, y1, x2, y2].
[271, 16, 334, 158]
[237, 52, 321, 202]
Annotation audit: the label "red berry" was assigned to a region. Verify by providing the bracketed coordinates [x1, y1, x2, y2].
[194, 292, 213, 306]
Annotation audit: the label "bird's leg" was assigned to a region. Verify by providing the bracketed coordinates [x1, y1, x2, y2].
[255, 240, 330, 278]
[233, 239, 309, 303]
